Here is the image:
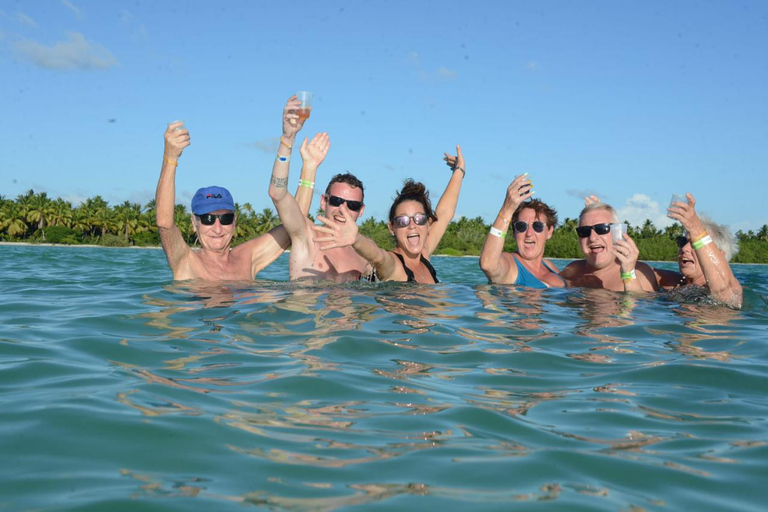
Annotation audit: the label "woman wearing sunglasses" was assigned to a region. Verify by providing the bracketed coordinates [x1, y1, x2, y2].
[479, 174, 565, 288]
[313, 146, 466, 283]
[654, 193, 742, 308]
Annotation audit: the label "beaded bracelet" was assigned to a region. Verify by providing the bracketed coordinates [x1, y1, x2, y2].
[489, 226, 506, 239]
[299, 179, 315, 188]
[692, 235, 713, 250]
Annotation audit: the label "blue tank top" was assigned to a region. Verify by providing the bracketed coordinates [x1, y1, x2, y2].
[513, 256, 564, 289]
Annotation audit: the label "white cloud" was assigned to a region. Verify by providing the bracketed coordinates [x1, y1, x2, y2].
[62, 0, 82, 18]
[616, 193, 674, 229]
[249, 137, 280, 154]
[18, 12, 38, 28]
[408, 51, 458, 82]
[14, 32, 118, 70]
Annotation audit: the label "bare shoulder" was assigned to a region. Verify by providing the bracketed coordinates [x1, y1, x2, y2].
[543, 258, 560, 272]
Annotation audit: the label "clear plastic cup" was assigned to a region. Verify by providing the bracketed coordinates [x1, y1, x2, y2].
[296, 91, 313, 121]
[611, 223, 627, 244]
[168, 120, 186, 132]
[669, 193, 686, 208]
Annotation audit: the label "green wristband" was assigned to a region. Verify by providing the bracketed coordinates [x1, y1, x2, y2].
[620, 269, 636, 281]
[692, 235, 712, 250]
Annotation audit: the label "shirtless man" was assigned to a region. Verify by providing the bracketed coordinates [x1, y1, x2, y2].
[155, 98, 315, 280]
[560, 202, 658, 292]
[268, 118, 369, 282]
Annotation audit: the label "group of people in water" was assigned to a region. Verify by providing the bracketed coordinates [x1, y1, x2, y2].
[155, 95, 743, 309]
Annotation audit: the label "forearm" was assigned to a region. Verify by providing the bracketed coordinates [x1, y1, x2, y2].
[479, 210, 512, 279]
[268, 133, 295, 202]
[353, 234, 397, 279]
[295, 160, 318, 216]
[435, 169, 464, 221]
[156, 157, 178, 229]
[697, 243, 740, 299]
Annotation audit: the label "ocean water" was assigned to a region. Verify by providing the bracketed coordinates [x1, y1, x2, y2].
[1, 244, 767, 511]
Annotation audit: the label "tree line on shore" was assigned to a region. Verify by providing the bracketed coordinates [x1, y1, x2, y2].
[3, 189, 768, 263]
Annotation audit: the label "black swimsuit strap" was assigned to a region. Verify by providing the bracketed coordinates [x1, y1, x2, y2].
[392, 252, 439, 283]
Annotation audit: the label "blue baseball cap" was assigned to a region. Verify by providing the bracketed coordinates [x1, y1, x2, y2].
[191, 186, 235, 215]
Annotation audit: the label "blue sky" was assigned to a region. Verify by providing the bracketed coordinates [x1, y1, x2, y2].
[2, 0, 767, 233]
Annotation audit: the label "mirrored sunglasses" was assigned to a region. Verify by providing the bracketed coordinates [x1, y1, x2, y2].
[392, 213, 429, 228]
[327, 195, 363, 212]
[576, 223, 611, 238]
[197, 213, 235, 226]
[514, 220, 546, 233]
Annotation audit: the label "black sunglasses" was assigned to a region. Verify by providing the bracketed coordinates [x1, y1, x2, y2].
[392, 213, 429, 228]
[576, 223, 611, 238]
[196, 213, 235, 226]
[514, 220, 546, 233]
[676, 236, 690, 248]
[327, 195, 363, 212]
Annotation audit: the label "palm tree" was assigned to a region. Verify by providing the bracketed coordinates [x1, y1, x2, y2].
[114, 201, 142, 240]
[27, 192, 56, 234]
[50, 199, 74, 228]
[256, 208, 279, 234]
[0, 202, 28, 238]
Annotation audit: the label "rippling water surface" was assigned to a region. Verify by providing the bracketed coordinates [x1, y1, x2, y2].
[2, 245, 767, 511]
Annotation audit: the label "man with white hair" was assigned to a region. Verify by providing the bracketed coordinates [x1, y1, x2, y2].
[560, 202, 659, 292]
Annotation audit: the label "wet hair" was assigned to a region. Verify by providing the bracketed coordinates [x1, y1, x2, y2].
[388, 179, 437, 222]
[512, 198, 558, 228]
[692, 216, 739, 262]
[325, 172, 365, 202]
[579, 202, 619, 224]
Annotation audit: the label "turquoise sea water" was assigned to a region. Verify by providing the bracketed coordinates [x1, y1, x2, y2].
[1, 245, 767, 511]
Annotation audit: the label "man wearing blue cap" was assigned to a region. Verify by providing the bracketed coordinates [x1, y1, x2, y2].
[155, 102, 317, 280]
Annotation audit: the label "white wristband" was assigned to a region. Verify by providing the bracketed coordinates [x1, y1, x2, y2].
[489, 226, 505, 238]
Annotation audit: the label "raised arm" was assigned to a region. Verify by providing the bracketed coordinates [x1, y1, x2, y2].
[424, 145, 465, 256]
[270, 130, 329, 239]
[668, 193, 742, 306]
[312, 206, 403, 281]
[155, 122, 191, 277]
[479, 173, 533, 284]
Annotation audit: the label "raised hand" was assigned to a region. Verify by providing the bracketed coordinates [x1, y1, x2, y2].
[299, 132, 331, 171]
[585, 195, 600, 206]
[282, 95, 305, 139]
[502, 173, 534, 211]
[667, 193, 704, 235]
[164, 122, 190, 160]
[612, 233, 640, 274]
[312, 205, 358, 250]
[443, 144, 465, 176]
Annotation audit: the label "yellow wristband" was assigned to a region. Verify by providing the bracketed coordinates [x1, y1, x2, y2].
[163, 156, 178, 166]
[280, 137, 293, 150]
[691, 231, 708, 243]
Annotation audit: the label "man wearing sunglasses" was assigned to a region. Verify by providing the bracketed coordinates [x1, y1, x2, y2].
[560, 202, 659, 292]
[269, 129, 371, 281]
[653, 193, 742, 308]
[156, 97, 316, 280]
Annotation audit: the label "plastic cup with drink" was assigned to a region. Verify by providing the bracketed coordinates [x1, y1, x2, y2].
[296, 91, 313, 121]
